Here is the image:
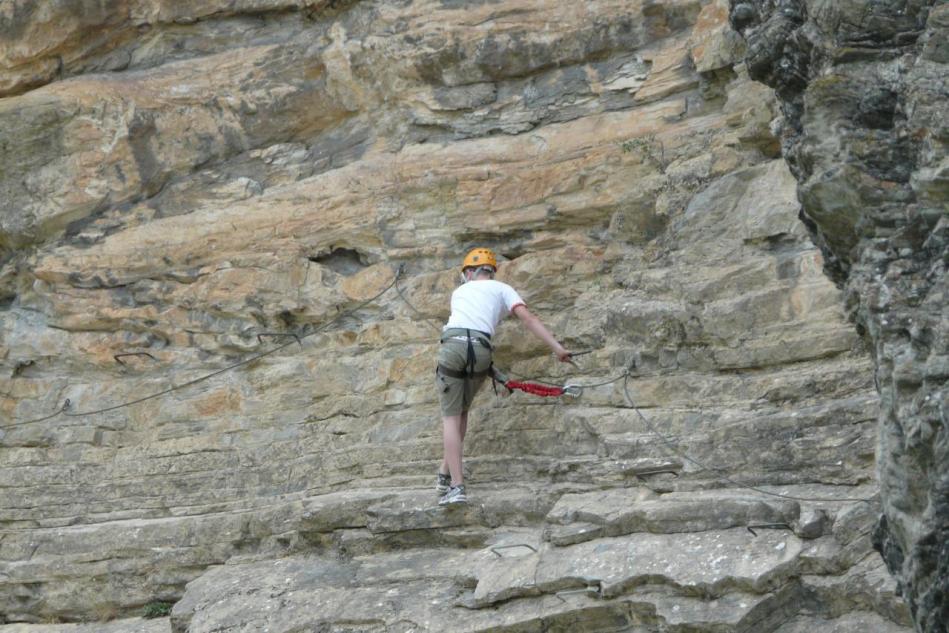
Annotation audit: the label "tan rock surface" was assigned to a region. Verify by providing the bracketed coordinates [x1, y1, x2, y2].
[0, 0, 909, 631]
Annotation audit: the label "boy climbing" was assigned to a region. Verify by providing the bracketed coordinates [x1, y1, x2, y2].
[435, 248, 572, 505]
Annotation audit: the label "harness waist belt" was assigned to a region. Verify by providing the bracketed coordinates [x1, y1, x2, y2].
[443, 335, 491, 348]
[442, 327, 490, 339]
[437, 364, 492, 380]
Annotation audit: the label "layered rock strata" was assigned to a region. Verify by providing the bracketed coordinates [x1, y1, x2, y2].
[0, 1, 918, 631]
[728, 2, 948, 631]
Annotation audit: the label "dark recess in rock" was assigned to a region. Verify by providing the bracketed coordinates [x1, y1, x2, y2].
[310, 247, 369, 276]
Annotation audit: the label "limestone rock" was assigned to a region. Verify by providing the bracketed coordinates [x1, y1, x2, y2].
[0, 0, 921, 631]
[729, 2, 949, 630]
[689, 0, 747, 73]
[544, 488, 799, 546]
[0, 620, 168, 633]
[772, 612, 913, 633]
[533, 529, 803, 600]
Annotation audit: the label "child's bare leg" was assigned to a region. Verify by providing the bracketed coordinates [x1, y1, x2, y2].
[440, 412, 469, 482]
[441, 413, 467, 486]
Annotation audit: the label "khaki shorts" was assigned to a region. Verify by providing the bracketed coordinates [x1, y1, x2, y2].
[435, 338, 493, 416]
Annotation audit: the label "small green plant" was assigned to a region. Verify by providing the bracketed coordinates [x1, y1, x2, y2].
[620, 134, 667, 171]
[142, 601, 174, 619]
[620, 137, 648, 153]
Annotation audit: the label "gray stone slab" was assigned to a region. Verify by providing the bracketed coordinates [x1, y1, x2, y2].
[532, 528, 804, 600]
[544, 488, 800, 544]
[170, 554, 641, 633]
[772, 611, 911, 633]
[0, 619, 168, 633]
[168, 531, 913, 633]
[802, 556, 913, 627]
[646, 586, 797, 630]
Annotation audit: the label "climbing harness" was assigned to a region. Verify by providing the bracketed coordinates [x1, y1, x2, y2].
[437, 328, 494, 409]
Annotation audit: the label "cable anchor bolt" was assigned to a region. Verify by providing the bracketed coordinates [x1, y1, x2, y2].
[114, 352, 158, 366]
[490, 543, 538, 557]
[746, 522, 793, 537]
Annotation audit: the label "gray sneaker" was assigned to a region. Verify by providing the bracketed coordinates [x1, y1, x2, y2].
[435, 472, 451, 493]
[438, 485, 467, 506]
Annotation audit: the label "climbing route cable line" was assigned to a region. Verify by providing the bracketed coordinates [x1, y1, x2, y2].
[8, 266, 407, 427]
[618, 373, 875, 505]
[8, 267, 877, 506]
[395, 272, 877, 506]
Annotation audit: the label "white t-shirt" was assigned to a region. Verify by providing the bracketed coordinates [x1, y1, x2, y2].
[444, 280, 526, 337]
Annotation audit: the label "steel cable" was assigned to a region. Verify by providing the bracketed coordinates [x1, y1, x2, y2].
[620, 373, 875, 505]
[8, 266, 405, 425]
[9, 266, 880, 509]
[395, 276, 876, 504]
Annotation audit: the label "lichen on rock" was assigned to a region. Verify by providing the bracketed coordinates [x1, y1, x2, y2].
[728, 1, 948, 631]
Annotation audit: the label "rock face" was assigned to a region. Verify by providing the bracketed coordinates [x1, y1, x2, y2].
[727, 2, 948, 632]
[0, 1, 926, 632]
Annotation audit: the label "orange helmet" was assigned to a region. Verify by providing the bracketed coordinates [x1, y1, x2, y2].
[462, 247, 497, 270]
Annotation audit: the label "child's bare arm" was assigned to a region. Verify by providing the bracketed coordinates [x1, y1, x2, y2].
[513, 305, 571, 362]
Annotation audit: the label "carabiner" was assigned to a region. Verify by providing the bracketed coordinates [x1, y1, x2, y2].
[562, 384, 583, 398]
